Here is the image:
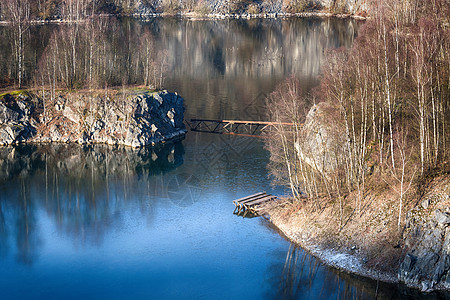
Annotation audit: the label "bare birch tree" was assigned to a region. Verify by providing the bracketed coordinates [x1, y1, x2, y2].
[2, 0, 31, 88]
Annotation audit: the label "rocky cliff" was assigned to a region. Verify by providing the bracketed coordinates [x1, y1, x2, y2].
[295, 102, 347, 176]
[0, 89, 187, 147]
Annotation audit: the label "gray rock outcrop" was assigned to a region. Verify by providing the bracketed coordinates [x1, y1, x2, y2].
[0, 93, 36, 145]
[315, 0, 367, 14]
[399, 179, 450, 291]
[0, 90, 187, 147]
[295, 102, 347, 176]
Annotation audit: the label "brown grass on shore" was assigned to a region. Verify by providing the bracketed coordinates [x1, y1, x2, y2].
[263, 175, 450, 275]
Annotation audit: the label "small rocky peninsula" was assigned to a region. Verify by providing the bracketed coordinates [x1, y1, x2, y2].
[0, 89, 187, 147]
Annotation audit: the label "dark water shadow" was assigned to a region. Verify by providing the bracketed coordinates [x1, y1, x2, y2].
[0, 140, 185, 264]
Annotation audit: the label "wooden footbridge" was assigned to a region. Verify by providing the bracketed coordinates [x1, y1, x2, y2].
[186, 119, 294, 137]
[233, 192, 278, 216]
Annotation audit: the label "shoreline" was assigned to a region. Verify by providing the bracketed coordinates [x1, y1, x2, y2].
[265, 211, 398, 284]
[0, 10, 367, 26]
[262, 195, 450, 294]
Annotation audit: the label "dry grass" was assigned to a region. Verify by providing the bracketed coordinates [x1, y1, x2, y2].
[265, 175, 450, 275]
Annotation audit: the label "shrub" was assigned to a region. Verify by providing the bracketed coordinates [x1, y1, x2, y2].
[283, 0, 309, 13]
[330, 0, 347, 14]
[228, 0, 252, 14]
[247, 3, 260, 14]
[161, 0, 180, 14]
[193, 0, 211, 15]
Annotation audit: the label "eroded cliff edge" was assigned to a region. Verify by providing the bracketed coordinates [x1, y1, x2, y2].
[0, 89, 187, 147]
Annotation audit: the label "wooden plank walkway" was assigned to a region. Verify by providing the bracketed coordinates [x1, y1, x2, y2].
[233, 192, 277, 216]
[186, 119, 296, 137]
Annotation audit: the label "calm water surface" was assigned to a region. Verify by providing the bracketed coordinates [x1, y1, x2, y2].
[0, 18, 439, 299]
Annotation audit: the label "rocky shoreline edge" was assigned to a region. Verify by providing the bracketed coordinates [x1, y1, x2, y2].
[0, 89, 187, 148]
[266, 209, 398, 283]
[0, 10, 367, 27]
[261, 177, 450, 295]
[131, 11, 367, 21]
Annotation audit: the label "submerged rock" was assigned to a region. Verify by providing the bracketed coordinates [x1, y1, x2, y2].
[0, 90, 187, 147]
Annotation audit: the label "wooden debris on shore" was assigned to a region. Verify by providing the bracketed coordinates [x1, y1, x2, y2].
[232, 192, 278, 216]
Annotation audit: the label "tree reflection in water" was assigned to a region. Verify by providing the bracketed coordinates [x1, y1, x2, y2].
[15, 178, 40, 265]
[0, 140, 184, 264]
[275, 244, 369, 299]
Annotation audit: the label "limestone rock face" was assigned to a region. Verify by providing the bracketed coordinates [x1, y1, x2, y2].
[133, 0, 368, 15]
[295, 102, 347, 176]
[315, 0, 367, 14]
[399, 178, 450, 291]
[0, 94, 36, 146]
[0, 90, 187, 147]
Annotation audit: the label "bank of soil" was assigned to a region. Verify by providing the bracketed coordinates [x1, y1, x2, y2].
[261, 175, 450, 293]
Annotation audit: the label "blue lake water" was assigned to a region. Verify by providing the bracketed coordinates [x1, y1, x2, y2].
[0, 17, 442, 299]
[0, 134, 433, 299]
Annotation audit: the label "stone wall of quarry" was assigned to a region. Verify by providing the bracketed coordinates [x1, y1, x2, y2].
[0, 90, 187, 147]
[400, 177, 450, 292]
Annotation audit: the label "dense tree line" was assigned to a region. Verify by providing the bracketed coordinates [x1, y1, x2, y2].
[267, 0, 449, 228]
[0, 0, 145, 20]
[0, 15, 167, 92]
[35, 18, 167, 93]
